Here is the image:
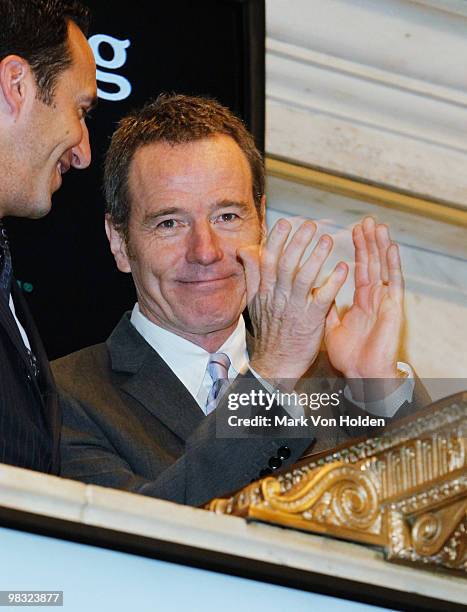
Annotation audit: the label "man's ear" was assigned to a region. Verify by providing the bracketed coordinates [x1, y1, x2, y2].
[0, 56, 31, 118]
[105, 215, 132, 273]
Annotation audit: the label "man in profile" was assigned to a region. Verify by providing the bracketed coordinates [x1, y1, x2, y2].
[53, 95, 428, 506]
[0, 0, 97, 473]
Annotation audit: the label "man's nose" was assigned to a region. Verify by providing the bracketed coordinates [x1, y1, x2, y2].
[185, 221, 223, 265]
[71, 121, 92, 170]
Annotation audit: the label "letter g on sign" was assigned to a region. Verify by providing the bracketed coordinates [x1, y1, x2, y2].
[88, 34, 132, 102]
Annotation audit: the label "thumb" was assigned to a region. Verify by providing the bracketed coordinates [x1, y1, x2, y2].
[325, 302, 341, 338]
[237, 244, 260, 304]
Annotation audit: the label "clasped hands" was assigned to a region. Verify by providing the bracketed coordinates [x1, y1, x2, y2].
[238, 216, 405, 395]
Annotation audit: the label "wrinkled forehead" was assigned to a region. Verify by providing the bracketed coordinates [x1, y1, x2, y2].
[130, 135, 252, 187]
[65, 20, 97, 89]
[126, 137, 254, 214]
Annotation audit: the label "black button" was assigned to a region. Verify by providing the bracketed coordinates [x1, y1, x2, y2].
[268, 456, 282, 470]
[277, 446, 291, 460]
[259, 468, 273, 478]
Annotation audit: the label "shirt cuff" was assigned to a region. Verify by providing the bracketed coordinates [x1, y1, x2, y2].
[248, 366, 305, 418]
[343, 362, 415, 418]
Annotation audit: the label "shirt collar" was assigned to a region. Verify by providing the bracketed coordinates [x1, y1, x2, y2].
[130, 303, 248, 399]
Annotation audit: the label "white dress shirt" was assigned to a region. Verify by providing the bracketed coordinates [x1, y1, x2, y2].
[130, 303, 414, 417]
[9, 293, 31, 351]
[130, 304, 248, 414]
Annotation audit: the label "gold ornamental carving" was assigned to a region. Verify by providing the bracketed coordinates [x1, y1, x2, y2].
[207, 392, 467, 574]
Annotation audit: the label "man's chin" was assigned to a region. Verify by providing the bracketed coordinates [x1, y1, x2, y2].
[180, 310, 243, 336]
[13, 196, 52, 220]
[29, 200, 53, 219]
[169, 285, 247, 335]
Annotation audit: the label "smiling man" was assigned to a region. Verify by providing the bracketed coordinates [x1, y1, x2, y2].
[0, 0, 97, 473]
[110, 134, 264, 353]
[52, 94, 429, 506]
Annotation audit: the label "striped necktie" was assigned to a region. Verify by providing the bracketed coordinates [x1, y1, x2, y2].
[206, 352, 231, 414]
[0, 221, 12, 294]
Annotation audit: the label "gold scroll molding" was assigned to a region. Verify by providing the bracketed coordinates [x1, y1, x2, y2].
[207, 392, 467, 574]
[266, 156, 467, 229]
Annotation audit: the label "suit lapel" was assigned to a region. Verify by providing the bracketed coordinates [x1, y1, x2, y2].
[0, 286, 33, 373]
[108, 314, 204, 442]
[0, 283, 59, 470]
[0, 284, 46, 398]
[8, 284, 60, 445]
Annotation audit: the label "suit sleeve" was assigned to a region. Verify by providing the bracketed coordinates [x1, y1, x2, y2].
[330, 368, 432, 440]
[295, 351, 432, 451]
[60, 372, 310, 507]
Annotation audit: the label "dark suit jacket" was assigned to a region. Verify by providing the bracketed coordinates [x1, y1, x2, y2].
[52, 313, 430, 506]
[52, 314, 311, 506]
[0, 282, 60, 473]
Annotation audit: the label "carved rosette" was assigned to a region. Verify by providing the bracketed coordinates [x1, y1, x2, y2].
[207, 392, 467, 574]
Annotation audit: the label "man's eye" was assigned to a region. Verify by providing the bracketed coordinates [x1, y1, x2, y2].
[216, 213, 239, 223]
[157, 219, 177, 230]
